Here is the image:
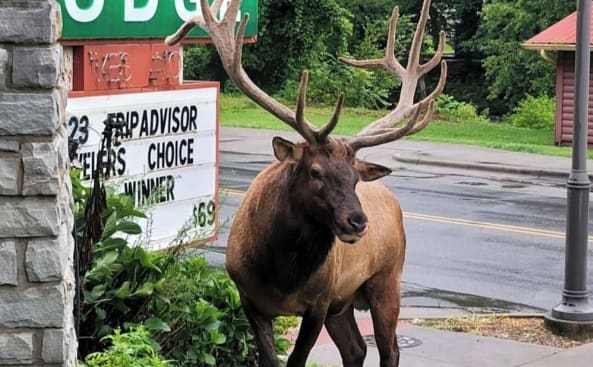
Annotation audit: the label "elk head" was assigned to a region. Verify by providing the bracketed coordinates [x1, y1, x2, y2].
[166, 0, 447, 243]
[267, 71, 393, 243]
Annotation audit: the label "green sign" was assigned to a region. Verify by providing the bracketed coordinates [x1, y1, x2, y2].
[56, 0, 258, 40]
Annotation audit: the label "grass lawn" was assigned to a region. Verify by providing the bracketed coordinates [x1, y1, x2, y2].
[220, 94, 592, 159]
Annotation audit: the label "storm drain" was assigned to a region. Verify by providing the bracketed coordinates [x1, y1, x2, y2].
[363, 334, 422, 349]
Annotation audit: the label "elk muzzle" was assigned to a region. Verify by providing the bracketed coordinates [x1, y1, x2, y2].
[335, 211, 369, 244]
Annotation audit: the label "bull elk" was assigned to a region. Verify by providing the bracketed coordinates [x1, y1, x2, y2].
[167, 0, 446, 366]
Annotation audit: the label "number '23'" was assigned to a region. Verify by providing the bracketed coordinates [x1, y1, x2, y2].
[69, 115, 90, 145]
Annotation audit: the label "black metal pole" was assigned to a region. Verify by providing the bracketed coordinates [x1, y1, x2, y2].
[550, 0, 593, 322]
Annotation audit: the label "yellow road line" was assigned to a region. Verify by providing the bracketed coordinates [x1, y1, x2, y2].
[221, 188, 249, 196]
[405, 212, 593, 242]
[220, 188, 593, 242]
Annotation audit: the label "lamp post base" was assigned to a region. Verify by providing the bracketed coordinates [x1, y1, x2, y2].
[545, 303, 593, 339]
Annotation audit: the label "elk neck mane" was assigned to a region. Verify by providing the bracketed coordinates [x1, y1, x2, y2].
[247, 159, 336, 294]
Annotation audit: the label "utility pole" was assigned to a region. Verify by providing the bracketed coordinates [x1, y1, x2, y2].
[545, 0, 593, 336]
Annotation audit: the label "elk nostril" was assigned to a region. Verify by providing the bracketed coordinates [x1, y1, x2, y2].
[347, 214, 367, 233]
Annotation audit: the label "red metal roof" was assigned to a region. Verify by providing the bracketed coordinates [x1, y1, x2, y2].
[524, 10, 593, 50]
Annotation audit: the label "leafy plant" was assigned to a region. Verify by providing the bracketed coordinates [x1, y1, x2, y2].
[81, 326, 173, 367]
[273, 316, 298, 356]
[151, 256, 258, 366]
[72, 172, 292, 365]
[274, 316, 300, 335]
[73, 170, 179, 357]
[277, 54, 395, 109]
[506, 94, 556, 130]
[435, 94, 485, 122]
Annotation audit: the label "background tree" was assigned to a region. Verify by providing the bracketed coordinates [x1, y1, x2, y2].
[453, 0, 482, 60]
[185, 0, 350, 94]
[184, 0, 575, 116]
[185, 0, 420, 108]
[309, 0, 420, 107]
[467, 0, 575, 115]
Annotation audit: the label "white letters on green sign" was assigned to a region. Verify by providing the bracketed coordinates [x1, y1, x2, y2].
[174, 0, 241, 22]
[125, 0, 159, 22]
[65, 0, 104, 22]
[175, 0, 203, 21]
[63, 0, 241, 23]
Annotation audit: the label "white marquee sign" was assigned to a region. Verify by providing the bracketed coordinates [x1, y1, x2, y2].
[67, 88, 218, 251]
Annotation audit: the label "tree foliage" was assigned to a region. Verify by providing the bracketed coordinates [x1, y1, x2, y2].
[249, 0, 351, 91]
[467, 0, 575, 112]
[185, 0, 423, 108]
[276, 1, 418, 108]
[185, 0, 351, 94]
[184, 0, 575, 115]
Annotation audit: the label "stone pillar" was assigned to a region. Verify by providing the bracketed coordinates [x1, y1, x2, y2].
[0, 1, 76, 366]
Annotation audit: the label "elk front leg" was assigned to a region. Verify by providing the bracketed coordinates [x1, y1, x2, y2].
[366, 271, 402, 367]
[286, 309, 327, 367]
[325, 305, 367, 367]
[241, 299, 279, 367]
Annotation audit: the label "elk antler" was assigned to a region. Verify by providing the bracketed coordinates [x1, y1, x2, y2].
[165, 0, 342, 146]
[165, 0, 446, 150]
[341, 0, 447, 150]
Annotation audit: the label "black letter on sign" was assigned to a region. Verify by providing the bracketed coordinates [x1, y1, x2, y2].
[140, 110, 149, 137]
[117, 147, 126, 175]
[179, 139, 187, 165]
[148, 143, 156, 170]
[187, 138, 194, 165]
[190, 106, 198, 131]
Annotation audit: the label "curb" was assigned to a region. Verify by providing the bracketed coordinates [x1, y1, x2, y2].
[400, 312, 547, 321]
[393, 154, 574, 180]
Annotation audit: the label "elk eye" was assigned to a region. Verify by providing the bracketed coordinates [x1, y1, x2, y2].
[310, 167, 322, 179]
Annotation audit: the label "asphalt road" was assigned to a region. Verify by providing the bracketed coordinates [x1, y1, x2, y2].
[211, 151, 593, 313]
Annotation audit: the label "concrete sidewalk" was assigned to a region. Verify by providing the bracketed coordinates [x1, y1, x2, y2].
[307, 307, 593, 367]
[220, 127, 593, 367]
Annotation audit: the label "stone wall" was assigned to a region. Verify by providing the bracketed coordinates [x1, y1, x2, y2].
[0, 1, 76, 366]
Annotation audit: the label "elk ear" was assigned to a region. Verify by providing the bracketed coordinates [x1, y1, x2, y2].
[355, 159, 392, 181]
[272, 136, 303, 162]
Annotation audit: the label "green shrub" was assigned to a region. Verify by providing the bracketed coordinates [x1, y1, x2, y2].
[273, 316, 300, 335]
[149, 255, 294, 366]
[72, 170, 179, 357]
[81, 326, 172, 367]
[435, 94, 485, 122]
[73, 170, 291, 365]
[277, 56, 395, 109]
[506, 94, 556, 130]
[151, 255, 265, 366]
[152, 256, 252, 365]
[77, 188, 177, 356]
